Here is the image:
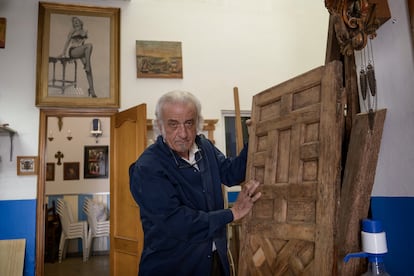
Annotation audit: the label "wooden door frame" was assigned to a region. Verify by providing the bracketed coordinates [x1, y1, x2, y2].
[36, 108, 117, 276]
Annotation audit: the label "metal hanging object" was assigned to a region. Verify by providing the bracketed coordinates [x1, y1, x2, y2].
[366, 63, 377, 97]
[357, 38, 377, 131]
[359, 68, 368, 100]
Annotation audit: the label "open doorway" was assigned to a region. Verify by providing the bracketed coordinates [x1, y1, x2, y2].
[36, 108, 116, 276]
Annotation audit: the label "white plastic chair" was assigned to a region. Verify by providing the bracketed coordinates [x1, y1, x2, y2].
[56, 198, 88, 262]
[83, 198, 110, 258]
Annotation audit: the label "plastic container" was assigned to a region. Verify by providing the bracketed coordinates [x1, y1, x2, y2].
[344, 219, 390, 276]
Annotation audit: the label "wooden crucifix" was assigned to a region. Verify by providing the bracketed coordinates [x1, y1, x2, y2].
[54, 151, 64, 165]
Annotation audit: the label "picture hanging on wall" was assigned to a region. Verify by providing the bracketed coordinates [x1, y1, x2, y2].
[63, 162, 80, 180]
[35, 2, 120, 108]
[17, 156, 38, 176]
[136, 40, 183, 79]
[0, 17, 6, 48]
[46, 162, 55, 181]
[84, 145, 108, 179]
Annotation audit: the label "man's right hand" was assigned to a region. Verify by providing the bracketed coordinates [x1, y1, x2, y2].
[230, 179, 261, 221]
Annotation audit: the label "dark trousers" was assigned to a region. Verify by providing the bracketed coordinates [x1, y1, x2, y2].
[210, 251, 225, 276]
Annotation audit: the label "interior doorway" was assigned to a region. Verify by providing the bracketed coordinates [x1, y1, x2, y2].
[36, 108, 117, 276]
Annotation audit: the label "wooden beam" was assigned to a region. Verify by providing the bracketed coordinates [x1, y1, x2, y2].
[336, 109, 387, 276]
[233, 87, 243, 154]
[371, 0, 391, 26]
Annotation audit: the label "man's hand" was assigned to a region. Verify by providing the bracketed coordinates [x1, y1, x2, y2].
[230, 179, 261, 221]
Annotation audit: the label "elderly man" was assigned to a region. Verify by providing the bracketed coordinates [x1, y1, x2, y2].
[129, 90, 261, 276]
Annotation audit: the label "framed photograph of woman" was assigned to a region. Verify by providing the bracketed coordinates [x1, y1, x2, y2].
[35, 2, 120, 108]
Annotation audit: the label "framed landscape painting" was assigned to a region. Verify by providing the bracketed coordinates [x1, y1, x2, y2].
[136, 40, 183, 79]
[35, 2, 120, 108]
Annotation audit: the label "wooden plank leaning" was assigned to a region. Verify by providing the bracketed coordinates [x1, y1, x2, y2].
[337, 109, 387, 276]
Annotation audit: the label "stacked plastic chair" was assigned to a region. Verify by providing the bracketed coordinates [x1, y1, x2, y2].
[83, 197, 110, 258]
[56, 198, 88, 262]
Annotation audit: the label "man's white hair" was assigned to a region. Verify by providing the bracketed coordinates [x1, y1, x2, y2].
[153, 90, 204, 137]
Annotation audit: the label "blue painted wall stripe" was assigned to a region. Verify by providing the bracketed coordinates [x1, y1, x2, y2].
[0, 199, 36, 276]
[1, 196, 413, 275]
[371, 197, 414, 276]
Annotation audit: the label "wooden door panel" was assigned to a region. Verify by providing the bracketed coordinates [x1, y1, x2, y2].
[114, 253, 139, 276]
[113, 120, 141, 238]
[239, 61, 344, 275]
[111, 104, 147, 276]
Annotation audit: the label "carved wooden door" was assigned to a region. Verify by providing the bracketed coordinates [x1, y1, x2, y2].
[110, 104, 147, 276]
[238, 61, 345, 275]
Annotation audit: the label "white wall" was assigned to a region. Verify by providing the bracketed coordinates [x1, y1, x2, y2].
[361, 0, 414, 196]
[1, 0, 413, 200]
[0, 0, 330, 200]
[0, 0, 39, 200]
[119, 0, 330, 153]
[45, 117, 110, 195]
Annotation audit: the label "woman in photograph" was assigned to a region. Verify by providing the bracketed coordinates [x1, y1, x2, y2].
[60, 16, 96, 97]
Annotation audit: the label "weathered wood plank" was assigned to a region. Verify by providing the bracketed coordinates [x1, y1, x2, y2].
[337, 109, 387, 276]
[314, 60, 344, 276]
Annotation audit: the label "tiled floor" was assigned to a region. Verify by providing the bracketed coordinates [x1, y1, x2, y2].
[44, 255, 109, 276]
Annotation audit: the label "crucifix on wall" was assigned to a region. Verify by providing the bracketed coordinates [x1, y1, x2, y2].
[54, 151, 64, 165]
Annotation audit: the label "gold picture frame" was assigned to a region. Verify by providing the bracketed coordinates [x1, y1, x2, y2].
[136, 40, 183, 79]
[36, 2, 120, 108]
[17, 156, 38, 176]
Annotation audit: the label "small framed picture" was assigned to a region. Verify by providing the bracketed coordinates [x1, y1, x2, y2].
[84, 145, 108, 178]
[17, 156, 38, 176]
[46, 162, 55, 181]
[63, 162, 80, 180]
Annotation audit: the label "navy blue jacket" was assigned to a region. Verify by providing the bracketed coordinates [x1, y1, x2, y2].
[129, 135, 248, 276]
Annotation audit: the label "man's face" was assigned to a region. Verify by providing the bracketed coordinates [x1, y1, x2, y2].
[160, 101, 197, 158]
